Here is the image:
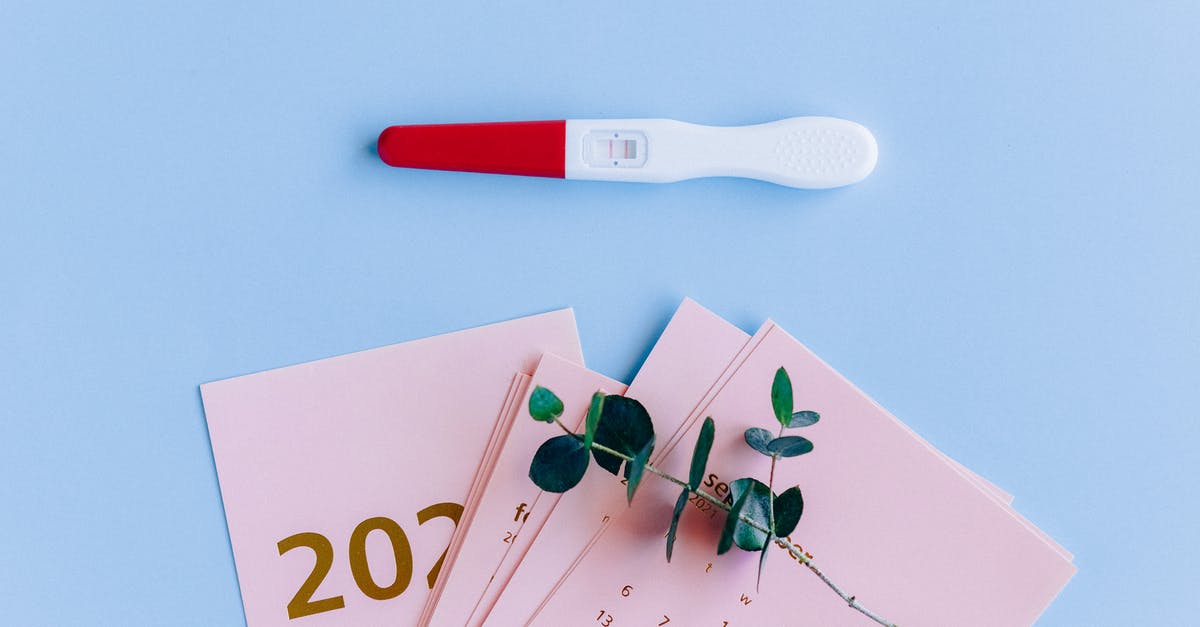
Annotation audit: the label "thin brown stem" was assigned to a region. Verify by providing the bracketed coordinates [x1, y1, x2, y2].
[551, 417, 577, 437]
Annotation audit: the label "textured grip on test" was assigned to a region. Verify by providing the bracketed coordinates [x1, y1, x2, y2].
[377, 120, 566, 178]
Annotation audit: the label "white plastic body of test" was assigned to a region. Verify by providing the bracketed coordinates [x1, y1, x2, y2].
[564, 117, 877, 189]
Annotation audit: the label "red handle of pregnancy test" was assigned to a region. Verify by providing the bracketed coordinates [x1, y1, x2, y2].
[376, 120, 566, 178]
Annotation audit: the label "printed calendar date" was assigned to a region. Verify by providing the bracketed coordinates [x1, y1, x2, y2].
[276, 502, 462, 620]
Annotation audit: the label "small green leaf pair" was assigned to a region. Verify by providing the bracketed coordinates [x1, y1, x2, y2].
[716, 477, 804, 589]
[772, 367, 822, 428]
[528, 388, 657, 503]
[528, 387, 589, 493]
[665, 416, 715, 562]
[744, 428, 814, 458]
[746, 367, 820, 459]
[717, 480, 804, 554]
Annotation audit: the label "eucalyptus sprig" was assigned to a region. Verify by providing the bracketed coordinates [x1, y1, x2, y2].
[527, 367, 897, 627]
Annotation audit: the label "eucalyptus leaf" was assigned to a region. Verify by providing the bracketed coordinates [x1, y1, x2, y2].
[591, 395, 655, 476]
[773, 486, 804, 537]
[665, 488, 689, 562]
[528, 435, 589, 493]
[688, 417, 715, 490]
[787, 410, 820, 428]
[529, 386, 564, 423]
[744, 427, 775, 456]
[625, 435, 655, 504]
[729, 478, 772, 551]
[717, 488, 749, 555]
[583, 392, 605, 449]
[770, 367, 793, 427]
[766, 436, 814, 458]
[757, 542, 771, 591]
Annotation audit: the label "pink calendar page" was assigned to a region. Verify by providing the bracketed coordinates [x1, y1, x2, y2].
[199, 310, 582, 626]
[419, 371, 532, 626]
[530, 323, 1075, 626]
[422, 354, 625, 626]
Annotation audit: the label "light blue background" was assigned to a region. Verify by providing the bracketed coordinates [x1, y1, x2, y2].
[2, 1, 1197, 624]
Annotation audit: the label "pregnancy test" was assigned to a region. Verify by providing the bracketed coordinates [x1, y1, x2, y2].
[376, 117, 877, 189]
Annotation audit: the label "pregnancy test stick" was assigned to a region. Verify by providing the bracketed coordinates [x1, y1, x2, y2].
[377, 117, 877, 189]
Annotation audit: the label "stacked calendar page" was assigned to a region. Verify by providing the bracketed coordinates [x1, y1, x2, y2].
[201, 300, 1074, 626]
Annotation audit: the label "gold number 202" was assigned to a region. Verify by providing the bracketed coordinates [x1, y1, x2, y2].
[277, 502, 463, 620]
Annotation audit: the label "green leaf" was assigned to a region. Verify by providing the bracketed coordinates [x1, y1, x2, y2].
[728, 478, 772, 551]
[591, 395, 655, 476]
[688, 417, 715, 490]
[528, 435, 589, 493]
[625, 435, 655, 504]
[773, 486, 804, 538]
[717, 488, 749, 555]
[743, 427, 775, 456]
[756, 542, 771, 591]
[665, 488, 689, 562]
[583, 392, 605, 449]
[787, 410, 820, 428]
[770, 367, 793, 427]
[529, 386, 564, 423]
[766, 436, 814, 458]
